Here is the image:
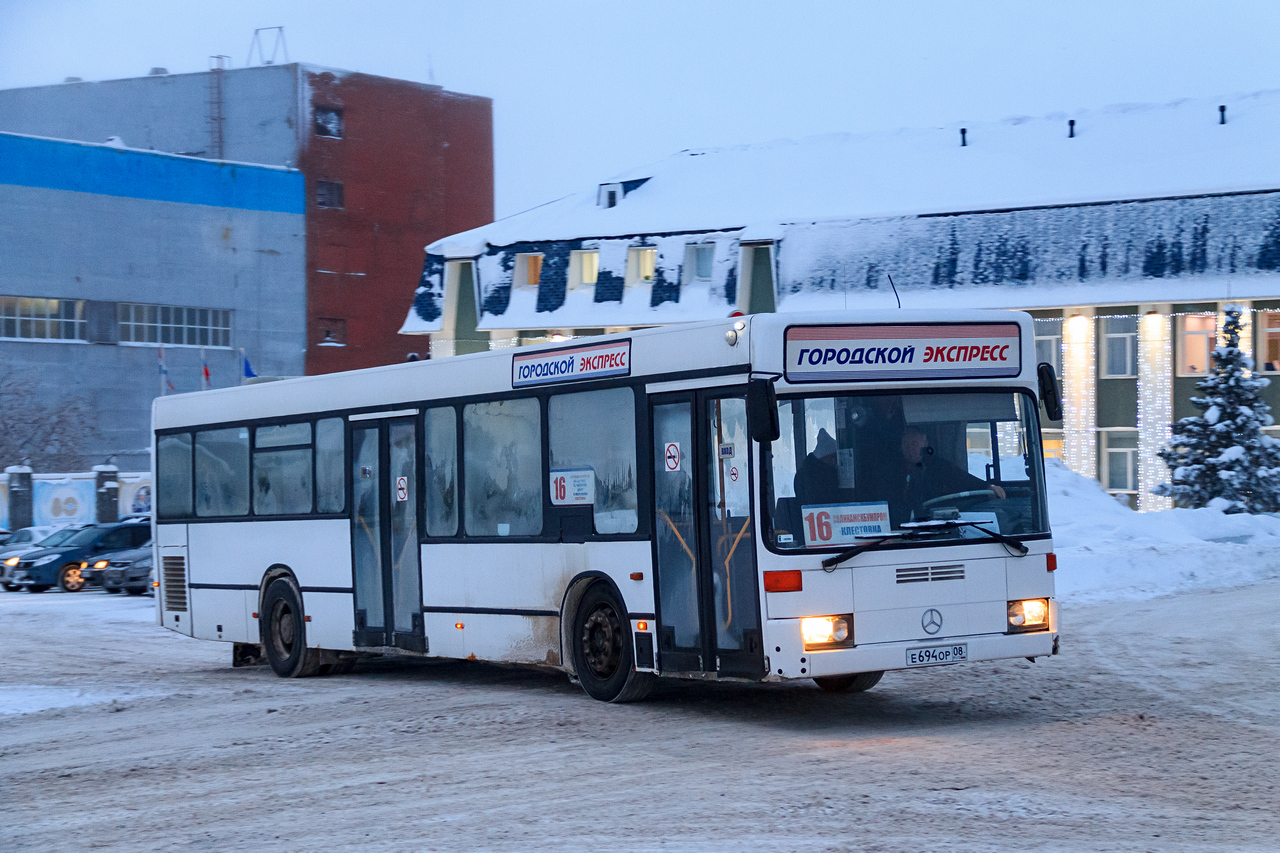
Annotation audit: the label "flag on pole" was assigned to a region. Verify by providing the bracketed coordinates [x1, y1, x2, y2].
[200, 348, 211, 390]
[240, 347, 258, 382]
[158, 346, 176, 394]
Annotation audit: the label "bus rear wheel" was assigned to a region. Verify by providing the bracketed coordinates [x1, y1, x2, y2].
[262, 578, 322, 678]
[572, 582, 653, 703]
[814, 671, 884, 693]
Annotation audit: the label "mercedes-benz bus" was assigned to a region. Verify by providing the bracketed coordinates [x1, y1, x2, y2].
[152, 310, 1059, 702]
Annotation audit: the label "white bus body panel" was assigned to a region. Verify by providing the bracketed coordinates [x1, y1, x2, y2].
[422, 539, 654, 665]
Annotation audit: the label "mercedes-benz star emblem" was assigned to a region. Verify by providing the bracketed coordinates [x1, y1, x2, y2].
[922, 608, 943, 635]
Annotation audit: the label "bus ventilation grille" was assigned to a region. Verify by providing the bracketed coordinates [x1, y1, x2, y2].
[162, 556, 188, 612]
[896, 564, 965, 584]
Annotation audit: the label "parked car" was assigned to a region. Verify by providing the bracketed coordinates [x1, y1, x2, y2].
[0, 525, 62, 559]
[10, 519, 151, 592]
[1, 526, 86, 591]
[100, 546, 154, 596]
[0, 528, 9, 545]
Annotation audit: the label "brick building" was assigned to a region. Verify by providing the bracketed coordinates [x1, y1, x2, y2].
[0, 63, 493, 373]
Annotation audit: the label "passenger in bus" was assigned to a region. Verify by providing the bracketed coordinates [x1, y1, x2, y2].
[895, 426, 1005, 524]
[793, 429, 853, 508]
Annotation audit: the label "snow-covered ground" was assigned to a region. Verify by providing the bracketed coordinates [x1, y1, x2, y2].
[1046, 458, 1280, 602]
[2, 483, 1279, 850]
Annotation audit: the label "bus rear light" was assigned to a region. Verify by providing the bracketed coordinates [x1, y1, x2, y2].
[455, 622, 464, 630]
[1046, 553, 1058, 572]
[636, 621, 648, 631]
[764, 570, 802, 593]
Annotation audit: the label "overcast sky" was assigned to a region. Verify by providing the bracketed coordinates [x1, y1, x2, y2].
[3, 1, 1280, 218]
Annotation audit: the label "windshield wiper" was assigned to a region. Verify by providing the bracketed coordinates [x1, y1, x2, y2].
[820, 531, 918, 570]
[819, 520, 1029, 570]
[902, 519, 1029, 556]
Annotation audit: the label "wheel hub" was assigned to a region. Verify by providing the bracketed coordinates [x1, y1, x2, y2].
[273, 601, 296, 654]
[581, 604, 622, 678]
[62, 567, 83, 591]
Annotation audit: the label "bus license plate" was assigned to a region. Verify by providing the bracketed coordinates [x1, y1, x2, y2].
[906, 643, 968, 667]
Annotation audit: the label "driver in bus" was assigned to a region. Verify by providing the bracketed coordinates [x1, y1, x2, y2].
[897, 426, 1005, 524]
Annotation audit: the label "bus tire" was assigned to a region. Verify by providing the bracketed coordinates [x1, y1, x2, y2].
[571, 582, 653, 703]
[262, 578, 322, 678]
[813, 671, 884, 693]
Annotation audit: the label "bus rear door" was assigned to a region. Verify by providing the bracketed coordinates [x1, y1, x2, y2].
[350, 414, 426, 652]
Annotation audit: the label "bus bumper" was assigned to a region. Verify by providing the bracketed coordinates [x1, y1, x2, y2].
[767, 620, 1058, 680]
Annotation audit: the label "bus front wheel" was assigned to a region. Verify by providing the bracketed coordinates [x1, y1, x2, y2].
[814, 671, 884, 693]
[572, 582, 653, 703]
[262, 578, 322, 678]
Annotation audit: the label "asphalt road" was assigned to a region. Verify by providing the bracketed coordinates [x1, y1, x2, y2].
[1, 582, 1277, 852]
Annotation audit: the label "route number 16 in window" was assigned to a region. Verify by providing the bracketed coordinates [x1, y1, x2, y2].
[553, 475, 567, 502]
[804, 511, 832, 543]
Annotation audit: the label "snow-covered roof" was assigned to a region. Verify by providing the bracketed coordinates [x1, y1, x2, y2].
[432, 90, 1280, 256]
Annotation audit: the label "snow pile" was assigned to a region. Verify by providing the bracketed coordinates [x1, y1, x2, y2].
[1047, 458, 1280, 602]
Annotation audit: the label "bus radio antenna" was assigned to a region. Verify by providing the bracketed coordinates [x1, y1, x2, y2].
[886, 273, 902, 309]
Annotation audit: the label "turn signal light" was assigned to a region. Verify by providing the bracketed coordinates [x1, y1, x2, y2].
[455, 622, 465, 630]
[764, 570, 802, 593]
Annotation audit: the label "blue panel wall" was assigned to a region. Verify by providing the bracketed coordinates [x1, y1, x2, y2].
[0, 132, 303, 214]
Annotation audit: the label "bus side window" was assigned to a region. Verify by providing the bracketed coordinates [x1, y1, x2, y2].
[195, 427, 250, 517]
[423, 407, 458, 536]
[315, 418, 345, 513]
[157, 433, 193, 518]
[548, 387, 638, 534]
[463, 398, 542, 537]
[253, 423, 313, 515]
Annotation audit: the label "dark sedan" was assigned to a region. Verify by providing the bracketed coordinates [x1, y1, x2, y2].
[11, 520, 151, 592]
[100, 546, 154, 595]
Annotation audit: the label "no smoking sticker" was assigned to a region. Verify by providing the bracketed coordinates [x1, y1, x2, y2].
[664, 442, 682, 472]
[395, 476, 408, 502]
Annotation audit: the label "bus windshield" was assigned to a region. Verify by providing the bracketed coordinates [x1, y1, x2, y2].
[766, 390, 1048, 550]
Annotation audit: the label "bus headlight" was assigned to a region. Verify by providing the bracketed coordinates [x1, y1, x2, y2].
[801, 615, 853, 649]
[1007, 599, 1050, 633]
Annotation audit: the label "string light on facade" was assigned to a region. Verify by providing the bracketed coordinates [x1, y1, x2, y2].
[1137, 308, 1173, 512]
[1062, 310, 1096, 478]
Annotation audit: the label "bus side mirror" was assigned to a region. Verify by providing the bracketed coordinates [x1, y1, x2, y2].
[1037, 363, 1062, 422]
[747, 377, 780, 443]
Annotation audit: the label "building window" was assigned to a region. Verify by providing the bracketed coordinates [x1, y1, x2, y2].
[598, 182, 622, 208]
[118, 304, 231, 348]
[316, 180, 344, 209]
[1103, 430, 1138, 493]
[314, 106, 343, 138]
[684, 244, 714, 284]
[1259, 312, 1280, 372]
[626, 247, 656, 288]
[513, 253, 543, 289]
[1101, 315, 1138, 378]
[0, 296, 86, 342]
[568, 250, 598, 291]
[1033, 317, 1062, 375]
[317, 318, 347, 347]
[1177, 314, 1216, 375]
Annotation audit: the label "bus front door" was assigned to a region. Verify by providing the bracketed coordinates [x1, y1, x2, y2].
[351, 417, 426, 652]
[651, 392, 765, 679]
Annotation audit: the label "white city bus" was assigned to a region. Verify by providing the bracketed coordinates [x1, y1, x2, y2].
[152, 310, 1059, 702]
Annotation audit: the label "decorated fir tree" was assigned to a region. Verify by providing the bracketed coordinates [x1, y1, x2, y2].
[1154, 305, 1280, 513]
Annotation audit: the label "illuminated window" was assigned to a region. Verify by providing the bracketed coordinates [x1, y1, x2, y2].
[1260, 312, 1280, 372]
[0, 296, 85, 341]
[1101, 315, 1138, 378]
[568, 250, 598, 291]
[1177, 314, 1216, 375]
[514, 253, 543, 289]
[626, 247, 656, 288]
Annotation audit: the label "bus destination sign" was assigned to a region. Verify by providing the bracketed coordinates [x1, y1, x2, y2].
[784, 323, 1021, 383]
[512, 339, 632, 388]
